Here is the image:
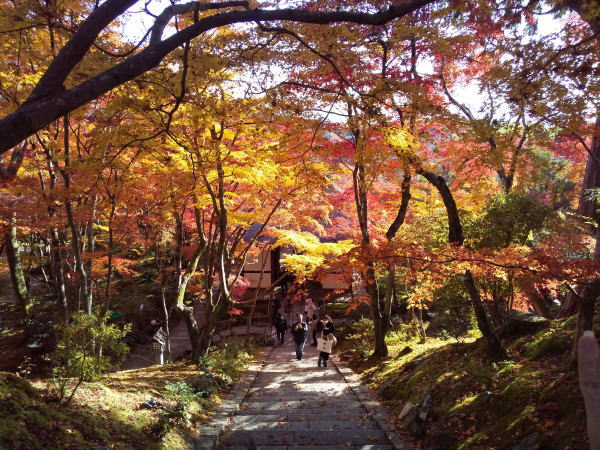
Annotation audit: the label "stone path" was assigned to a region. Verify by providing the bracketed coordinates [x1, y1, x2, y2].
[120, 305, 272, 371]
[120, 302, 209, 370]
[198, 339, 412, 449]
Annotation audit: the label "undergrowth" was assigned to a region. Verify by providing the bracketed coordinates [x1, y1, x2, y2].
[342, 316, 591, 449]
[0, 337, 258, 449]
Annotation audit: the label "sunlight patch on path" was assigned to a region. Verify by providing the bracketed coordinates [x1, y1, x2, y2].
[196, 339, 413, 449]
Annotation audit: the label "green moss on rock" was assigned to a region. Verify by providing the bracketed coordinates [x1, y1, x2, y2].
[524, 332, 570, 359]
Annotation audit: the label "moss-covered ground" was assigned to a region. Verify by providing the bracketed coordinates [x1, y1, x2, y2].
[340, 315, 593, 449]
[0, 346, 256, 449]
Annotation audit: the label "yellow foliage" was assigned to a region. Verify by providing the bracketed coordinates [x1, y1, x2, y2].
[274, 230, 354, 280]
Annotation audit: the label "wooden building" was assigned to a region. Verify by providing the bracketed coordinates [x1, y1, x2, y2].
[241, 247, 352, 304]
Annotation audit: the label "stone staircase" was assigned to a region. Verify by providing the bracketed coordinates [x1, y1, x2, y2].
[215, 341, 410, 449]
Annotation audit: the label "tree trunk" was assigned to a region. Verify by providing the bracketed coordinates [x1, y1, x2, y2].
[84, 194, 99, 314]
[104, 212, 114, 312]
[572, 116, 600, 359]
[173, 218, 205, 359]
[411, 307, 427, 343]
[197, 291, 232, 357]
[367, 263, 387, 357]
[62, 114, 90, 313]
[523, 283, 554, 319]
[34, 237, 51, 291]
[161, 287, 172, 363]
[50, 227, 68, 318]
[383, 172, 411, 332]
[418, 169, 464, 245]
[5, 214, 31, 314]
[572, 228, 600, 360]
[384, 264, 395, 329]
[578, 116, 600, 223]
[198, 319, 214, 358]
[463, 270, 507, 360]
[420, 168, 507, 359]
[65, 203, 89, 312]
[353, 155, 388, 357]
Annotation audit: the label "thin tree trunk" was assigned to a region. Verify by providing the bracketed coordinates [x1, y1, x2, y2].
[5, 214, 30, 314]
[173, 206, 206, 360]
[40, 141, 67, 316]
[62, 114, 90, 313]
[411, 307, 427, 343]
[104, 207, 115, 312]
[34, 237, 51, 290]
[463, 270, 507, 360]
[161, 287, 172, 363]
[65, 201, 88, 312]
[352, 151, 389, 357]
[84, 194, 98, 314]
[384, 172, 411, 331]
[384, 265, 395, 328]
[572, 228, 600, 360]
[197, 291, 232, 357]
[367, 263, 387, 357]
[50, 227, 68, 318]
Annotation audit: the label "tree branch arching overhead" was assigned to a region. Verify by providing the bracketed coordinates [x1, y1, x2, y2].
[0, 0, 436, 156]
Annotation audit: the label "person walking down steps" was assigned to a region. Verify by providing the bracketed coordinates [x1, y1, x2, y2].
[274, 313, 287, 345]
[316, 321, 337, 367]
[291, 313, 308, 360]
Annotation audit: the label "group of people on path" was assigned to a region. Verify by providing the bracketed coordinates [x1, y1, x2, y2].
[274, 310, 336, 367]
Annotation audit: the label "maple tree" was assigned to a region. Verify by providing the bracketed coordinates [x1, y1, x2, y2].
[0, 0, 598, 368]
[233, 0, 600, 360]
[0, 2, 599, 449]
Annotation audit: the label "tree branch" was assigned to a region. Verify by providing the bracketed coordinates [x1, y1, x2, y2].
[150, 1, 249, 45]
[0, 0, 435, 155]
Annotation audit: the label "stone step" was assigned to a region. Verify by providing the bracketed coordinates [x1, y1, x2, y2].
[227, 421, 311, 432]
[286, 446, 393, 450]
[218, 429, 391, 447]
[227, 419, 380, 432]
[244, 393, 355, 402]
[287, 411, 373, 422]
[239, 400, 363, 412]
[306, 420, 381, 431]
[228, 410, 375, 422]
[218, 446, 393, 450]
[232, 409, 369, 419]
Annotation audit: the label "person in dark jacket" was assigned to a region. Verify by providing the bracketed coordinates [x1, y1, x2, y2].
[274, 313, 288, 345]
[271, 297, 282, 325]
[310, 313, 319, 345]
[291, 313, 308, 360]
[323, 315, 335, 334]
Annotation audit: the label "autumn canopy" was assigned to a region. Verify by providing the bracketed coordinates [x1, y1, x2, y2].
[0, 0, 599, 363]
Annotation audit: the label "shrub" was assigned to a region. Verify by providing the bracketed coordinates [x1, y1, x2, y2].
[430, 278, 476, 343]
[465, 192, 553, 250]
[206, 337, 252, 383]
[190, 372, 218, 397]
[49, 312, 130, 403]
[151, 381, 198, 438]
[386, 322, 423, 347]
[347, 318, 374, 359]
